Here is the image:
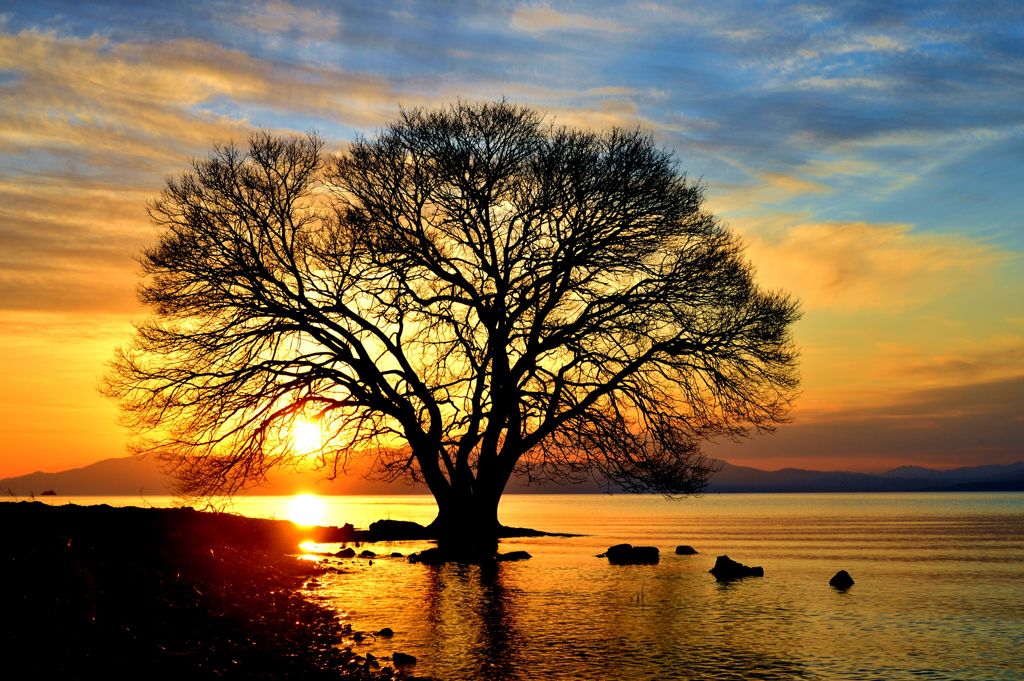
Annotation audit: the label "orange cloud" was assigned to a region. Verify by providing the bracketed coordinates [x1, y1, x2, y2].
[740, 220, 1005, 311]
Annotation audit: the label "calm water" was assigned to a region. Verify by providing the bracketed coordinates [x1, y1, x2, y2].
[44, 493, 1024, 680]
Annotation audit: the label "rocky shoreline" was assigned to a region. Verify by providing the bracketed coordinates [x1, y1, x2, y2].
[1, 501, 431, 679]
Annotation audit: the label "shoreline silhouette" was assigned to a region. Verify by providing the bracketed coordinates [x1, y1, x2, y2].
[2, 501, 437, 678]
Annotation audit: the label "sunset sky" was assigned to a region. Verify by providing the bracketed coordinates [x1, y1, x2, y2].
[1, 0, 1021, 480]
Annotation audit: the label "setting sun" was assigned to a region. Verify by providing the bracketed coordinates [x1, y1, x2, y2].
[292, 420, 322, 455]
[289, 494, 324, 527]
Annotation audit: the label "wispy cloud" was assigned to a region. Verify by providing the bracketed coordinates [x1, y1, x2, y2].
[235, 1, 342, 41]
[510, 5, 632, 34]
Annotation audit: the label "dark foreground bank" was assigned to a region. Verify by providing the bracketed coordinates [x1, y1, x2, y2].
[1, 501, 418, 679]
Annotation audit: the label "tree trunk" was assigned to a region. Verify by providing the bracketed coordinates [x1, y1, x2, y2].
[426, 486, 503, 558]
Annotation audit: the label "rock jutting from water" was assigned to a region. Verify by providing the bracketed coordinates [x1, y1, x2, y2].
[497, 551, 532, 561]
[603, 544, 660, 564]
[675, 545, 698, 555]
[368, 519, 430, 540]
[709, 555, 764, 580]
[393, 652, 417, 666]
[829, 570, 855, 589]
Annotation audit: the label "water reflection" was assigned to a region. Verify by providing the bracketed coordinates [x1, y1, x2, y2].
[398, 554, 814, 680]
[280, 494, 1023, 680]
[421, 561, 522, 680]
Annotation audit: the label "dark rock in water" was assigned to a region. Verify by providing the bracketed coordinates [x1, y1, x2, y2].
[829, 570, 854, 589]
[368, 519, 428, 540]
[675, 545, 697, 555]
[352, 632, 365, 642]
[335, 547, 356, 558]
[709, 555, 764, 580]
[605, 544, 634, 563]
[408, 548, 446, 564]
[359, 550, 377, 558]
[606, 544, 659, 564]
[631, 546, 660, 563]
[390, 552, 403, 558]
[376, 627, 394, 637]
[496, 550, 532, 562]
[393, 652, 417, 666]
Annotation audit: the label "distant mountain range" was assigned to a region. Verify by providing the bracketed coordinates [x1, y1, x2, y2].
[706, 460, 1024, 493]
[2, 455, 1023, 498]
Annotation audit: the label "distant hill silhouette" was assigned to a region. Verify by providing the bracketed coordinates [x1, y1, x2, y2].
[2, 456, 1022, 497]
[706, 460, 1024, 493]
[0, 456, 428, 498]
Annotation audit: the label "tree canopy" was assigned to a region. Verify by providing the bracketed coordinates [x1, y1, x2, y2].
[104, 100, 800, 538]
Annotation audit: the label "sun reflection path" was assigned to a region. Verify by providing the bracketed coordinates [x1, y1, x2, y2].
[289, 494, 325, 527]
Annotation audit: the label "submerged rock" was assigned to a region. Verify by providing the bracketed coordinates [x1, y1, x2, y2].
[829, 570, 855, 589]
[605, 544, 660, 564]
[408, 548, 446, 564]
[709, 555, 764, 580]
[496, 551, 532, 562]
[407, 543, 503, 564]
[675, 545, 698, 555]
[393, 652, 417, 666]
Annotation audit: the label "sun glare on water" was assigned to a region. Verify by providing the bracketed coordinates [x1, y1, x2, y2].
[290, 494, 325, 527]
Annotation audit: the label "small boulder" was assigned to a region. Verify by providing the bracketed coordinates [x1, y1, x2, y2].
[829, 570, 854, 589]
[393, 652, 417, 666]
[709, 555, 763, 580]
[606, 544, 659, 564]
[335, 547, 356, 558]
[606, 543, 634, 563]
[368, 519, 428, 540]
[359, 550, 377, 558]
[496, 550, 532, 562]
[376, 627, 394, 637]
[631, 546, 660, 563]
[390, 552, 404, 558]
[675, 545, 697, 555]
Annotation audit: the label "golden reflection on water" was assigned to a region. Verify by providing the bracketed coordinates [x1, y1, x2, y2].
[295, 493, 1023, 681]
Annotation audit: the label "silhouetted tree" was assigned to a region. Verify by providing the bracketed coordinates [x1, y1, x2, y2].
[104, 101, 800, 541]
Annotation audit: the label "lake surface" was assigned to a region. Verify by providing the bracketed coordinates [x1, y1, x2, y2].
[44, 493, 1024, 680]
